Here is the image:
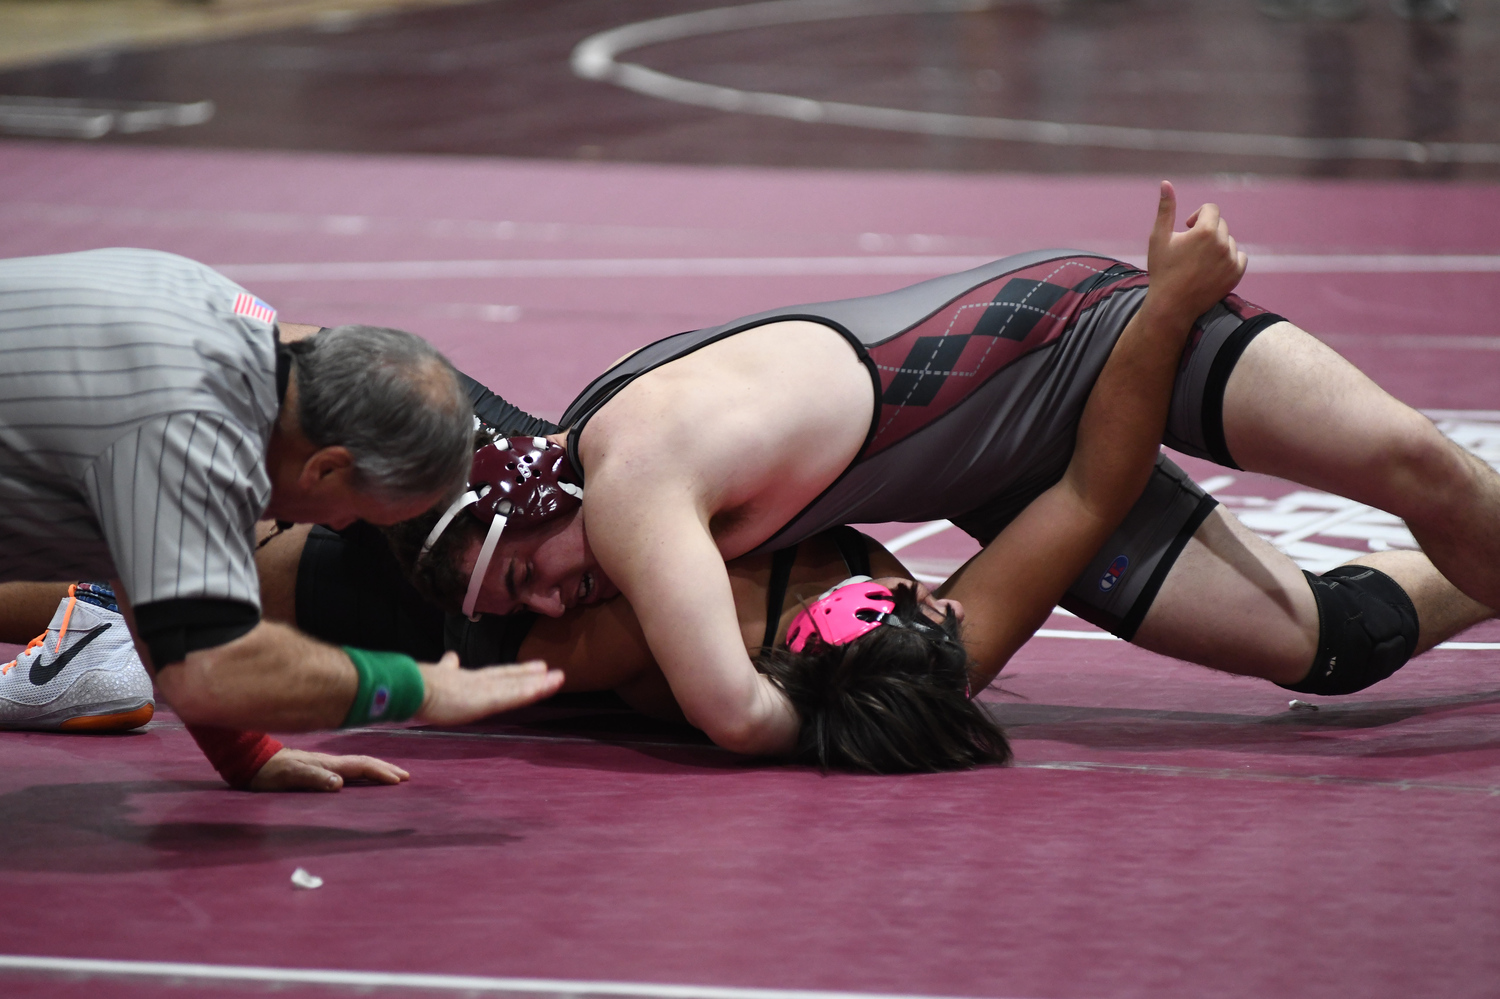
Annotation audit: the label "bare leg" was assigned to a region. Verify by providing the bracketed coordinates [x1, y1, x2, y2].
[0, 582, 72, 644]
[1134, 507, 1319, 684]
[1222, 322, 1500, 609]
[1134, 506, 1493, 684]
[1349, 549, 1493, 654]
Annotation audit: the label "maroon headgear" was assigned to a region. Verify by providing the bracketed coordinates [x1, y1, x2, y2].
[420, 436, 582, 619]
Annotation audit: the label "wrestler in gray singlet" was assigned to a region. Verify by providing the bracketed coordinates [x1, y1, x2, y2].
[561, 250, 1284, 640]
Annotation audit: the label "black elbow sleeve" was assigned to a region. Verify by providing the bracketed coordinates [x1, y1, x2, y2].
[133, 599, 260, 669]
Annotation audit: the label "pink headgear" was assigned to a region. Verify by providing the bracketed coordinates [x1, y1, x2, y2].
[785, 577, 898, 653]
[420, 436, 583, 619]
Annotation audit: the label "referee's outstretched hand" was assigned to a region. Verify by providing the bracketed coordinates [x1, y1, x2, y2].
[250, 748, 410, 792]
[415, 652, 566, 726]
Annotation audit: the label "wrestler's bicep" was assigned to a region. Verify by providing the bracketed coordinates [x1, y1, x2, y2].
[584, 485, 793, 751]
[606, 524, 755, 727]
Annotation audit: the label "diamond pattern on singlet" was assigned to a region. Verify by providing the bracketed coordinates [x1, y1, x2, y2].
[862, 256, 1148, 455]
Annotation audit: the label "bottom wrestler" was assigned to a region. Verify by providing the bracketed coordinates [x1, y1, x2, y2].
[265, 435, 1489, 774]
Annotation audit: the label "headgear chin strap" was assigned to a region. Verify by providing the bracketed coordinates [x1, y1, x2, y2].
[420, 436, 583, 620]
[785, 576, 900, 653]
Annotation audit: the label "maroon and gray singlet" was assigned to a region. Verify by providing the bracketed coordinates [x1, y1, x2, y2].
[293, 250, 1285, 660]
[561, 250, 1284, 640]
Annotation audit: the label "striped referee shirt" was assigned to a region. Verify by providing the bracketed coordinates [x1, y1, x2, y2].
[0, 248, 279, 614]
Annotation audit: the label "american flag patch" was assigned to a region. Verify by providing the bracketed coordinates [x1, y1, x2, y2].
[232, 293, 277, 325]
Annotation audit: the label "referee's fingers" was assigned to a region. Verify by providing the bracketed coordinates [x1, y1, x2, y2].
[252, 757, 345, 792]
[322, 753, 410, 784]
[416, 658, 565, 724]
[475, 660, 565, 712]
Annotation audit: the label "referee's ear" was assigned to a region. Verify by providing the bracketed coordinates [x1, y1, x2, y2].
[299, 446, 355, 486]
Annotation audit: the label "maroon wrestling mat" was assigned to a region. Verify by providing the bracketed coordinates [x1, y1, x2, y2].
[1, 142, 1498, 999]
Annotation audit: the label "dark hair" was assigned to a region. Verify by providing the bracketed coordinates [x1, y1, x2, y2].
[757, 583, 1011, 773]
[288, 325, 472, 501]
[383, 494, 485, 613]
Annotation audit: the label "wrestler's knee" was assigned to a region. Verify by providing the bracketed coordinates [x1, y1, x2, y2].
[1373, 415, 1476, 523]
[1279, 565, 1419, 696]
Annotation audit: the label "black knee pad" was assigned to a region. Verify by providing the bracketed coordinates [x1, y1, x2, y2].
[1280, 565, 1420, 696]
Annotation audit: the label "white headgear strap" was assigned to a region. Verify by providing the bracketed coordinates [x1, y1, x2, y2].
[462, 513, 508, 621]
[421, 490, 480, 558]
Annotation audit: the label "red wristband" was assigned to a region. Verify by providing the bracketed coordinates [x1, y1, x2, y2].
[186, 724, 284, 789]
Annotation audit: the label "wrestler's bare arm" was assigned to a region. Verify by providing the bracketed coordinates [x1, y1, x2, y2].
[583, 471, 800, 754]
[942, 183, 1247, 683]
[579, 325, 872, 755]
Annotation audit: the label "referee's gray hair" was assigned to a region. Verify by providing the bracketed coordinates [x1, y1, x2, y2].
[287, 325, 473, 500]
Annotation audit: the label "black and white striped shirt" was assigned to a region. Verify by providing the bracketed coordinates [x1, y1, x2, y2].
[0, 248, 279, 612]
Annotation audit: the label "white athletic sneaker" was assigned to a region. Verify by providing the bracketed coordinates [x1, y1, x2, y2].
[0, 584, 154, 731]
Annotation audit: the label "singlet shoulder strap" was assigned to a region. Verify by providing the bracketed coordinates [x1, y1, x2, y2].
[828, 525, 872, 577]
[761, 544, 800, 651]
[760, 528, 871, 650]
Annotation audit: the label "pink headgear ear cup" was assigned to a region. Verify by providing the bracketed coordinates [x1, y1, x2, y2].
[785, 577, 897, 652]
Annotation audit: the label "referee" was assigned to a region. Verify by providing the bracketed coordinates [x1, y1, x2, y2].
[0, 248, 563, 738]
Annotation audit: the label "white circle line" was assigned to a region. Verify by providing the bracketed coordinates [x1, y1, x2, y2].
[1031, 628, 1500, 650]
[211, 254, 1500, 283]
[0, 956, 1036, 999]
[883, 519, 957, 552]
[571, 0, 1500, 164]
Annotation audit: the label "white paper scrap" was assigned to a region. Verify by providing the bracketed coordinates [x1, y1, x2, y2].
[291, 867, 324, 890]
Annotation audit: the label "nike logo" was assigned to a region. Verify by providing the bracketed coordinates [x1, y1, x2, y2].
[29, 623, 112, 686]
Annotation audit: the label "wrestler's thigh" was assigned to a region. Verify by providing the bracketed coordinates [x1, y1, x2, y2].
[1221, 321, 1451, 514]
[1132, 506, 1317, 684]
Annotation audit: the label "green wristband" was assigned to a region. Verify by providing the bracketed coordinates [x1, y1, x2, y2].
[342, 648, 425, 727]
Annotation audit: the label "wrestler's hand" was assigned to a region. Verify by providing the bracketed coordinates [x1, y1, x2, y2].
[415, 652, 565, 725]
[1144, 180, 1248, 327]
[248, 747, 410, 792]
